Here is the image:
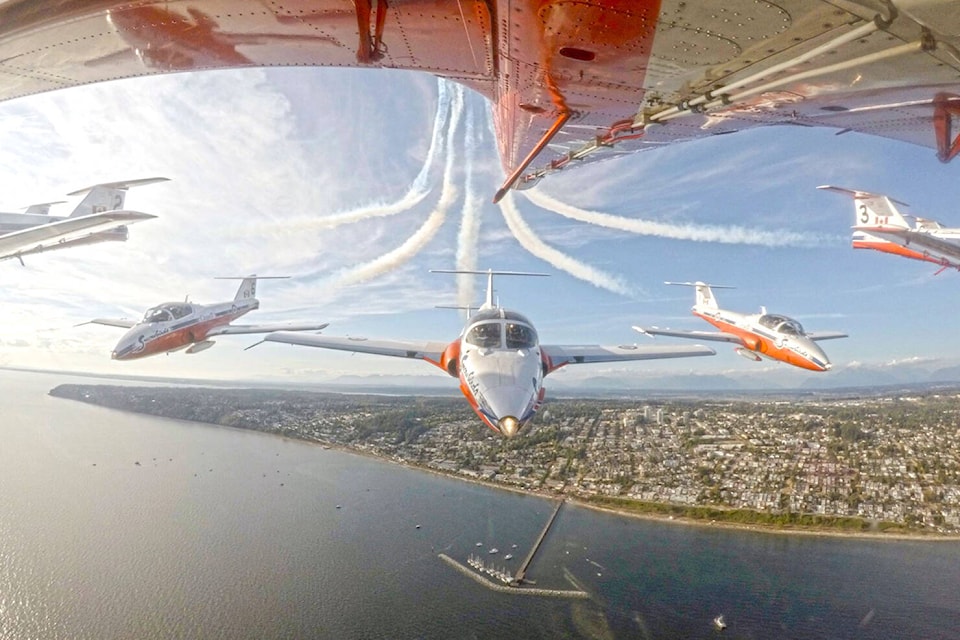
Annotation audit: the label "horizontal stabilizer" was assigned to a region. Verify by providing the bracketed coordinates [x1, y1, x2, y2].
[431, 268, 549, 310]
[816, 185, 910, 207]
[66, 177, 170, 196]
[81, 318, 137, 329]
[23, 201, 66, 215]
[430, 269, 550, 277]
[805, 331, 848, 341]
[664, 281, 735, 289]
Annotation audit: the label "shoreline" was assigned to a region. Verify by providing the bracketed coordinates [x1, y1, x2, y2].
[48, 388, 960, 542]
[305, 437, 960, 542]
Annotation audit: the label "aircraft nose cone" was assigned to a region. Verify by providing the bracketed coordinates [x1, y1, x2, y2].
[498, 416, 520, 438]
[110, 350, 118, 360]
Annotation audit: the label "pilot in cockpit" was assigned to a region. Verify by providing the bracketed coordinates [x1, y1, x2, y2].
[468, 322, 501, 349]
[505, 322, 535, 349]
[144, 306, 173, 323]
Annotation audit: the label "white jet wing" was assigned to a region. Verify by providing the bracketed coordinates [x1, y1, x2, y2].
[0, 210, 155, 261]
[85, 318, 137, 329]
[632, 325, 745, 345]
[541, 343, 715, 368]
[209, 322, 329, 336]
[804, 331, 849, 342]
[263, 331, 448, 363]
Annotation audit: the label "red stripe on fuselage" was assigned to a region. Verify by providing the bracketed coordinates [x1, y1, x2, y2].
[129, 310, 249, 359]
[852, 240, 952, 265]
[458, 374, 499, 434]
[694, 312, 825, 372]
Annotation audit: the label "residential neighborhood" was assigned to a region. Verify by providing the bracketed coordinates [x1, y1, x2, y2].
[51, 384, 960, 533]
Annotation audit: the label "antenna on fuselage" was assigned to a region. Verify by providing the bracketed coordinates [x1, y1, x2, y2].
[430, 269, 550, 310]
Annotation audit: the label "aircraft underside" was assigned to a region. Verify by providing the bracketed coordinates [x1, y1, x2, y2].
[0, 1, 959, 197]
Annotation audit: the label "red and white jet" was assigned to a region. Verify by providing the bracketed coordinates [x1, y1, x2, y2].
[819, 185, 960, 274]
[634, 282, 847, 372]
[0, 178, 162, 264]
[259, 269, 715, 437]
[85, 276, 328, 360]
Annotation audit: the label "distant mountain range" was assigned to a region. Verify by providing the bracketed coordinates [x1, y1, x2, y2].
[10, 360, 960, 400]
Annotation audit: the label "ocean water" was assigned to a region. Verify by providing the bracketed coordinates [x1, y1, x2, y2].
[1, 370, 958, 639]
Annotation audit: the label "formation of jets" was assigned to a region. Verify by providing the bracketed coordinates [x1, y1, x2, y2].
[635, 283, 848, 372]
[258, 270, 715, 437]
[82, 276, 328, 360]
[0, 178, 163, 265]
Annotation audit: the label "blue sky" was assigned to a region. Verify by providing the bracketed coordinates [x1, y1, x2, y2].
[0, 66, 957, 388]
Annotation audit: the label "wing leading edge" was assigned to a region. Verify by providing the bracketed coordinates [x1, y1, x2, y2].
[632, 326, 745, 345]
[0, 210, 155, 262]
[263, 331, 448, 365]
[541, 343, 715, 371]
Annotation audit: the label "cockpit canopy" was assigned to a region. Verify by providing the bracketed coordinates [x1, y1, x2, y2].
[143, 302, 193, 324]
[758, 314, 804, 337]
[464, 309, 538, 350]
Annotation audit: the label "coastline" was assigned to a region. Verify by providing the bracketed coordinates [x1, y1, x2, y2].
[48, 386, 960, 542]
[283, 435, 960, 542]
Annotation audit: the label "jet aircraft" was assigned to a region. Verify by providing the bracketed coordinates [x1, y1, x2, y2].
[634, 282, 847, 372]
[819, 185, 960, 273]
[0, 2, 958, 200]
[258, 269, 715, 437]
[84, 276, 329, 360]
[0, 178, 163, 264]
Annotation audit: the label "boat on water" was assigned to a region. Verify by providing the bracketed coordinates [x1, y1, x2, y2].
[713, 615, 727, 630]
[475, 542, 482, 547]
[489, 548, 499, 554]
[504, 554, 513, 560]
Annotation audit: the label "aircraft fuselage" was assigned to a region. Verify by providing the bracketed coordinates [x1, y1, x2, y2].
[695, 308, 831, 372]
[443, 308, 545, 437]
[112, 298, 258, 360]
[852, 228, 960, 270]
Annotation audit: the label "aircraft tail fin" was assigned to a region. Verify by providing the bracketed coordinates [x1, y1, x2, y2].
[817, 185, 911, 230]
[665, 281, 734, 311]
[66, 177, 169, 218]
[213, 275, 290, 301]
[430, 269, 549, 309]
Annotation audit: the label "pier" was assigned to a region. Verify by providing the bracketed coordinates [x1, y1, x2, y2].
[440, 498, 587, 598]
[514, 498, 564, 584]
[438, 554, 587, 599]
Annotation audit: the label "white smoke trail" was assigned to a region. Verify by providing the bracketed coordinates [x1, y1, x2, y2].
[283, 78, 453, 232]
[329, 84, 465, 287]
[523, 188, 826, 247]
[455, 100, 484, 309]
[498, 192, 632, 296]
